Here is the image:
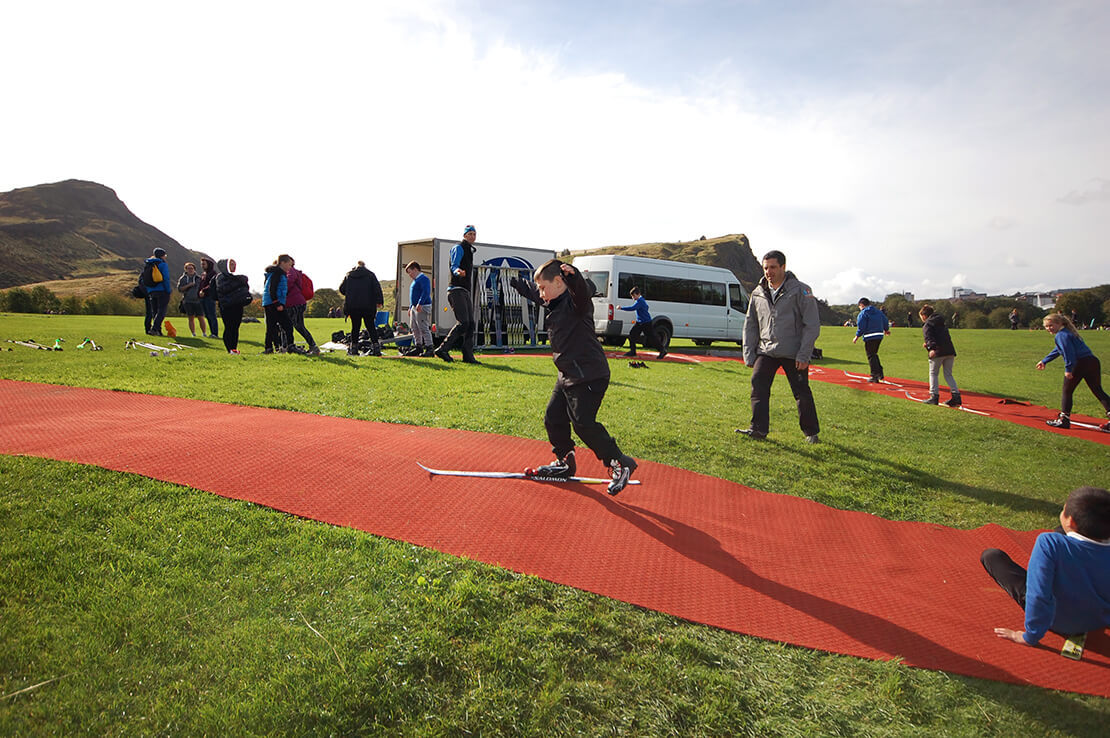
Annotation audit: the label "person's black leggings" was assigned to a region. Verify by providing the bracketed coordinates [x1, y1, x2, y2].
[264, 304, 293, 351]
[348, 311, 379, 352]
[288, 304, 316, 348]
[221, 304, 244, 352]
[1061, 355, 1110, 416]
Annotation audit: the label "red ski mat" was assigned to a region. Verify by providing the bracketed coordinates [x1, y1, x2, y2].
[2, 379, 1108, 697]
[592, 351, 1110, 445]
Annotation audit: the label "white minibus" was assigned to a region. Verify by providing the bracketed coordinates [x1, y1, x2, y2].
[573, 254, 750, 348]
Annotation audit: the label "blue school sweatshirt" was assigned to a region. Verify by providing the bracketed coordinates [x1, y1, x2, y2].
[619, 296, 652, 324]
[1041, 330, 1094, 374]
[1023, 530, 1110, 644]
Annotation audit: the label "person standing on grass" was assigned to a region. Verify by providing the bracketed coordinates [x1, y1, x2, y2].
[738, 250, 821, 443]
[262, 255, 294, 354]
[981, 486, 1110, 650]
[1037, 313, 1110, 431]
[339, 260, 384, 357]
[435, 224, 480, 364]
[214, 258, 251, 354]
[144, 247, 172, 336]
[196, 257, 220, 340]
[510, 260, 638, 495]
[405, 260, 433, 357]
[619, 286, 667, 360]
[177, 262, 207, 337]
[852, 297, 890, 382]
[919, 304, 961, 407]
[1009, 308, 1020, 330]
[285, 257, 319, 355]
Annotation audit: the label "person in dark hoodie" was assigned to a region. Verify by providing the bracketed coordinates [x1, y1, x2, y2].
[339, 260, 384, 356]
[919, 304, 961, 407]
[852, 297, 891, 382]
[144, 247, 172, 336]
[262, 255, 294, 354]
[214, 258, 251, 354]
[435, 224, 480, 363]
[510, 259, 638, 496]
[196, 257, 220, 340]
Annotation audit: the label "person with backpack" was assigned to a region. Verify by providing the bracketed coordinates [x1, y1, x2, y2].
[284, 257, 319, 355]
[214, 258, 252, 354]
[196, 257, 220, 340]
[339, 261, 384, 356]
[142, 248, 172, 336]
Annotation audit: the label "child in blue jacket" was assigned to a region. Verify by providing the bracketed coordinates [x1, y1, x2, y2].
[981, 486, 1110, 650]
[1037, 313, 1110, 431]
[619, 287, 666, 359]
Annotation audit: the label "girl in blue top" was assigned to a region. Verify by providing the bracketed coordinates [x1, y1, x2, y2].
[1036, 313, 1110, 431]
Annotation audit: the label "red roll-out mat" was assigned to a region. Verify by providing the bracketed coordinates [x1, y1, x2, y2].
[1, 379, 1107, 696]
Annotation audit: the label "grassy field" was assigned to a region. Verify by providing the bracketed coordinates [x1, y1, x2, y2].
[2, 314, 1108, 736]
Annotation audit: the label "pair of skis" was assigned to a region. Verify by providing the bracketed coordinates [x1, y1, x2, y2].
[416, 462, 640, 487]
[6, 338, 62, 351]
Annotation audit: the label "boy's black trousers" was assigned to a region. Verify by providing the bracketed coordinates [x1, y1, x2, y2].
[545, 376, 621, 463]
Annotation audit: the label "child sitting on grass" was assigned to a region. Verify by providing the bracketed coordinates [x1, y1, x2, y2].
[981, 486, 1110, 649]
[511, 260, 638, 495]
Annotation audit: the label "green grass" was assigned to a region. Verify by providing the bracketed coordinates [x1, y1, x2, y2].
[2, 314, 1109, 735]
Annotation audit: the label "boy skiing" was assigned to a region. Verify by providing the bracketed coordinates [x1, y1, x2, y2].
[511, 260, 637, 495]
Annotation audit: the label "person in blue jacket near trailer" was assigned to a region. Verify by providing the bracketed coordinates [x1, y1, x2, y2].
[619, 286, 666, 359]
[1037, 312, 1110, 431]
[852, 297, 891, 382]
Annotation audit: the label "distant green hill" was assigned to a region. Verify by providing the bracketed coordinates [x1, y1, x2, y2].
[568, 234, 763, 290]
[0, 179, 209, 290]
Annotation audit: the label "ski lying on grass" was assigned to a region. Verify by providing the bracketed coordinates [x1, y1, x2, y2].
[5, 339, 61, 351]
[417, 462, 641, 486]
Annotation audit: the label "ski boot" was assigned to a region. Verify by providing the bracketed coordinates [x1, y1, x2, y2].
[607, 455, 638, 496]
[945, 392, 962, 408]
[1046, 413, 1070, 429]
[529, 451, 576, 480]
[923, 394, 940, 405]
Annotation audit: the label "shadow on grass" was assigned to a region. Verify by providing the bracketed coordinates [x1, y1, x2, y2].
[567, 488, 1108, 731]
[776, 440, 1062, 519]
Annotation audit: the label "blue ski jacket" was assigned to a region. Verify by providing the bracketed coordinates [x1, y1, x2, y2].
[619, 296, 652, 324]
[855, 305, 890, 340]
[1041, 330, 1094, 374]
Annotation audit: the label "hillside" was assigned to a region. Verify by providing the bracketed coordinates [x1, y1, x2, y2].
[569, 234, 763, 290]
[0, 179, 209, 290]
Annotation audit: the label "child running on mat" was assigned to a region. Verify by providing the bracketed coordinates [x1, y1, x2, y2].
[981, 486, 1110, 654]
[511, 260, 637, 495]
[1037, 313, 1110, 431]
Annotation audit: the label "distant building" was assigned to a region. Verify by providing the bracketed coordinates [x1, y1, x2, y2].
[952, 287, 987, 300]
[901, 291, 915, 302]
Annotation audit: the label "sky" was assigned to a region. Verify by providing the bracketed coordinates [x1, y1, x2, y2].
[3, 0, 1108, 304]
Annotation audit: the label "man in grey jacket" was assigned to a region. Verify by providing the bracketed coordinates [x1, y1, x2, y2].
[739, 250, 822, 442]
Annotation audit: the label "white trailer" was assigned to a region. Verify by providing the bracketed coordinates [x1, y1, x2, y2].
[395, 238, 556, 348]
[572, 254, 750, 348]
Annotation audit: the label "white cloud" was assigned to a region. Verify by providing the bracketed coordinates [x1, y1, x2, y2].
[1058, 178, 1110, 205]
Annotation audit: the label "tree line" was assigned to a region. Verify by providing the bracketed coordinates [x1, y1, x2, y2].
[821, 285, 1110, 329]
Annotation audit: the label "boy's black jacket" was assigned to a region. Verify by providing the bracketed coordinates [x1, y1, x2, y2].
[922, 314, 957, 357]
[512, 267, 609, 384]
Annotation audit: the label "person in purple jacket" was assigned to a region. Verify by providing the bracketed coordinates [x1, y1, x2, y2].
[1037, 313, 1110, 431]
[981, 486, 1110, 650]
[285, 257, 319, 355]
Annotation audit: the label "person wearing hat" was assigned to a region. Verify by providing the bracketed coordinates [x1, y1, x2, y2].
[435, 225, 480, 363]
[144, 248, 172, 335]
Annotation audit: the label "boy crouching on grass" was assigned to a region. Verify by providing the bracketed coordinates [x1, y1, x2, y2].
[510, 260, 637, 495]
[981, 486, 1110, 654]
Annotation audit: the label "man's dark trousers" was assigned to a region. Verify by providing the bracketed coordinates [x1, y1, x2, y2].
[864, 338, 884, 380]
[749, 354, 820, 436]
